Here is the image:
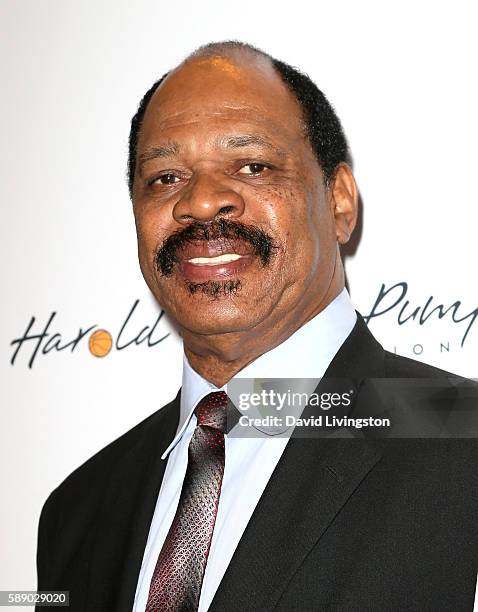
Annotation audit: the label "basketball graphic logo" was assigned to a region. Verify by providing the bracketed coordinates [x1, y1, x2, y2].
[88, 329, 113, 357]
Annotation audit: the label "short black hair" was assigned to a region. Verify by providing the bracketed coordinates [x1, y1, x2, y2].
[127, 41, 349, 197]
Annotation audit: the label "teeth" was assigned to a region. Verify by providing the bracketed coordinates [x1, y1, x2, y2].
[188, 253, 243, 265]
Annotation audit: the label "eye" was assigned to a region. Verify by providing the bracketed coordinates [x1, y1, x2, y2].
[237, 163, 270, 176]
[151, 173, 180, 185]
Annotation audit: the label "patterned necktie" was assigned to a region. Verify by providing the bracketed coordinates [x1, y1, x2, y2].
[145, 391, 228, 612]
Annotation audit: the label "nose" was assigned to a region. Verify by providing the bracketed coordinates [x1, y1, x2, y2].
[172, 173, 245, 224]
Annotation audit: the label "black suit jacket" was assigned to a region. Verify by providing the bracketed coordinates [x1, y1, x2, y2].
[36, 314, 478, 611]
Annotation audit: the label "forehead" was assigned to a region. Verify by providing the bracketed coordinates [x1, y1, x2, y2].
[138, 54, 306, 150]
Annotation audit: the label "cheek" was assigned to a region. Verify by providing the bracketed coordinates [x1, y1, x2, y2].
[133, 208, 170, 278]
[265, 187, 325, 263]
[281, 193, 335, 287]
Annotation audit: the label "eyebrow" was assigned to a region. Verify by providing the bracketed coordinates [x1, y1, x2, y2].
[138, 143, 181, 166]
[216, 134, 286, 158]
[138, 133, 287, 171]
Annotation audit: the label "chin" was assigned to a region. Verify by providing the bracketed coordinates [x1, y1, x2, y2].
[172, 296, 267, 336]
[179, 313, 254, 336]
[155, 274, 280, 334]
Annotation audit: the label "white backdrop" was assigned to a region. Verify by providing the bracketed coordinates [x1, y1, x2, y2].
[1, 0, 477, 600]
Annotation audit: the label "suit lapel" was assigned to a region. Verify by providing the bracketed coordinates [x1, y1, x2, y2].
[85, 393, 180, 612]
[210, 313, 386, 611]
[209, 436, 382, 612]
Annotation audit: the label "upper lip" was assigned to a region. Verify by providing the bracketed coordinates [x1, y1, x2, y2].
[177, 239, 255, 262]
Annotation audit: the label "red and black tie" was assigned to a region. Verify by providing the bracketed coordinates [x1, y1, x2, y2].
[145, 391, 228, 612]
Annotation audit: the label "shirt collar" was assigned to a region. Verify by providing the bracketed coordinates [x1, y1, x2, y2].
[161, 288, 356, 459]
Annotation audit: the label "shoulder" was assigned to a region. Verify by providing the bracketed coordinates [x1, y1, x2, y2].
[383, 350, 463, 379]
[381, 349, 476, 409]
[40, 393, 179, 528]
[36, 393, 180, 587]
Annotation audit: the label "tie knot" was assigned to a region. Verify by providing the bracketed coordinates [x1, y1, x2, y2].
[195, 391, 228, 432]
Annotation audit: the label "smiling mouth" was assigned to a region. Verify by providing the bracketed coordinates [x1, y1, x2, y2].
[187, 253, 244, 266]
[178, 242, 255, 282]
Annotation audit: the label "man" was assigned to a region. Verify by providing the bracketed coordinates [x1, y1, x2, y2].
[36, 41, 478, 611]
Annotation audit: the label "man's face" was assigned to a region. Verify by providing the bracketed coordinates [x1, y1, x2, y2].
[132, 53, 341, 336]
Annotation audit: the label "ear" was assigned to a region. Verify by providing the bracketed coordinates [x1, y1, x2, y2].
[329, 163, 358, 244]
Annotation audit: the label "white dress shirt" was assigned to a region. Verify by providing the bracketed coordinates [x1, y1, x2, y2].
[133, 288, 357, 611]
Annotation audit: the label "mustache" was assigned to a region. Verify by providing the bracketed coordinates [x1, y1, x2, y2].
[154, 218, 278, 276]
